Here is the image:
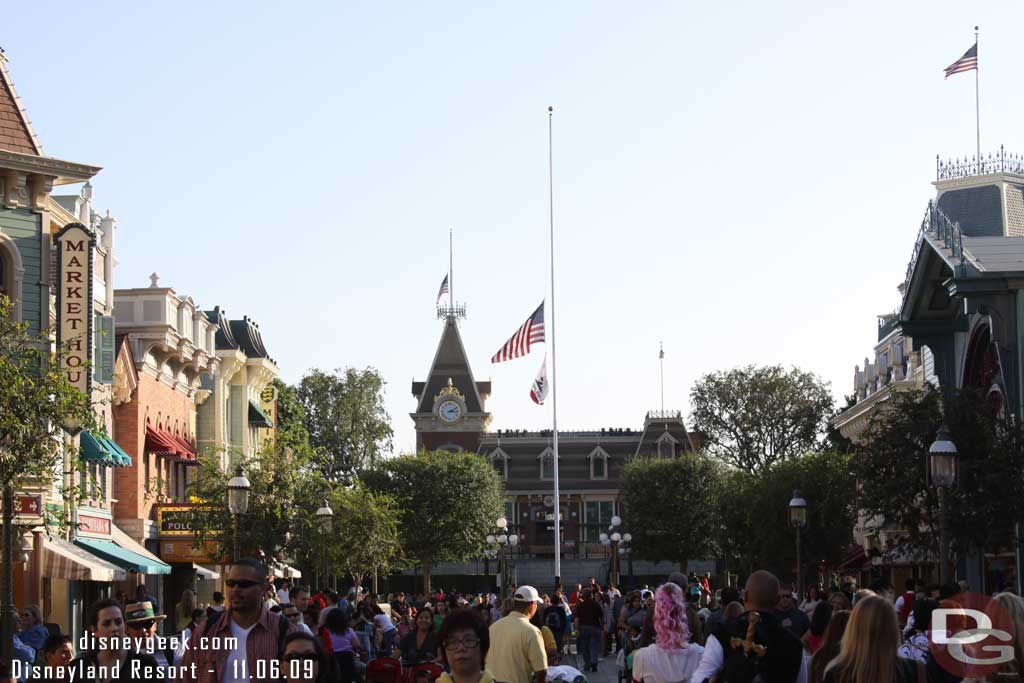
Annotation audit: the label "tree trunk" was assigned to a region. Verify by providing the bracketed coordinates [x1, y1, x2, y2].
[422, 558, 432, 594]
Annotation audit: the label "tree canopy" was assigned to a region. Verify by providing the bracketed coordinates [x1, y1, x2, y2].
[296, 368, 393, 482]
[690, 365, 834, 473]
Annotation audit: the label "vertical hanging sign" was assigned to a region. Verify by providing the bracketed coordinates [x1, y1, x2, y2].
[54, 223, 95, 411]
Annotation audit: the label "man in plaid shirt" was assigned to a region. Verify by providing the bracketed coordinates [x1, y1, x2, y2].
[181, 558, 297, 683]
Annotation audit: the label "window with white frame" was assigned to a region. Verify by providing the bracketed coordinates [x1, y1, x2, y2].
[539, 448, 554, 480]
[589, 447, 609, 480]
[490, 448, 509, 480]
[657, 432, 677, 459]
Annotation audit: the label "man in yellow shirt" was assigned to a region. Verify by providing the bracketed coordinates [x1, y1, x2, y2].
[485, 586, 548, 683]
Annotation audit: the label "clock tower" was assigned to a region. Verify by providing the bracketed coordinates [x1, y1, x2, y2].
[411, 311, 491, 451]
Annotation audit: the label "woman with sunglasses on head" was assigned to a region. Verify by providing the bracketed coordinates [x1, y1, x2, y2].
[437, 609, 495, 683]
[281, 631, 341, 683]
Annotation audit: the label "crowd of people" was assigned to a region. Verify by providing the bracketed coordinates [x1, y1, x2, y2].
[6, 562, 1024, 683]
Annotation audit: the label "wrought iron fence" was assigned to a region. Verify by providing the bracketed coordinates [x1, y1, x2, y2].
[937, 145, 1024, 181]
[902, 201, 963, 300]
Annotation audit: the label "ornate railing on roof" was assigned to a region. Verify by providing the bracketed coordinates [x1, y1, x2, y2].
[877, 312, 900, 342]
[937, 145, 1024, 181]
[902, 201, 963, 301]
[645, 410, 682, 420]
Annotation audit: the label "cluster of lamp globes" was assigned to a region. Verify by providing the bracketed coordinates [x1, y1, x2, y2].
[600, 516, 632, 556]
[487, 517, 519, 547]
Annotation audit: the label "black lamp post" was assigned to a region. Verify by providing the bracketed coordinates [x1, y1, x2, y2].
[788, 490, 808, 598]
[316, 499, 334, 589]
[489, 517, 518, 595]
[928, 425, 958, 584]
[227, 464, 251, 562]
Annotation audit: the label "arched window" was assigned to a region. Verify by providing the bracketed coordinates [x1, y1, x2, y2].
[539, 448, 554, 480]
[490, 448, 509, 480]
[0, 233, 25, 320]
[657, 432, 677, 459]
[589, 447, 609, 480]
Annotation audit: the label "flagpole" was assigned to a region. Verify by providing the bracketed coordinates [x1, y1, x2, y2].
[548, 105, 561, 586]
[449, 228, 454, 310]
[659, 342, 664, 412]
[974, 25, 981, 167]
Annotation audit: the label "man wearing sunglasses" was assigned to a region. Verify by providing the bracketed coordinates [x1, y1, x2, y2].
[181, 557, 298, 683]
[124, 600, 173, 671]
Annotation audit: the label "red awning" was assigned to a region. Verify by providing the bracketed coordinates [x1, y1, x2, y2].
[833, 545, 870, 572]
[145, 426, 178, 455]
[170, 433, 197, 461]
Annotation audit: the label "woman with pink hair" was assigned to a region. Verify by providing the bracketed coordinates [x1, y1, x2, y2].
[630, 583, 705, 683]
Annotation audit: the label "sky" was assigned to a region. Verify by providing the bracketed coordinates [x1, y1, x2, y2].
[5, 1, 1022, 453]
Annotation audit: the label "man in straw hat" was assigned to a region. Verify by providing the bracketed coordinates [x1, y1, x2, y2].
[124, 599, 173, 671]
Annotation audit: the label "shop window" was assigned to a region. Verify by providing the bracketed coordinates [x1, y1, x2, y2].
[583, 500, 616, 541]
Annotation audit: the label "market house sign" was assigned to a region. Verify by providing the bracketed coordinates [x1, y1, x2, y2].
[54, 223, 95, 411]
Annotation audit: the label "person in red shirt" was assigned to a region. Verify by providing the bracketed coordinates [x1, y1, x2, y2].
[569, 584, 583, 607]
[572, 589, 604, 673]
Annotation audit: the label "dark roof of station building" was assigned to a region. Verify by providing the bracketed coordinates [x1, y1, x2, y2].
[205, 307, 274, 363]
[412, 316, 487, 414]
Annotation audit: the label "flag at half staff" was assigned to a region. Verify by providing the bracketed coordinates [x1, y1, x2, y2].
[530, 356, 549, 405]
[944, 42, 978, 78]
[436, 275, 449, 305]
[491, 301, 545, 363]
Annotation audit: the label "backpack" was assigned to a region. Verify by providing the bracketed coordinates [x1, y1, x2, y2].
[544, 607, 563, 632]
[714, 611, 801, 683]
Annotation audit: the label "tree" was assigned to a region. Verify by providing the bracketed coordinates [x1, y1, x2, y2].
[187, 444, 325, 564]
[852, 388, 1024, 568]
[365, 450, 503, 592]
[296, 368, 393, 481]
[271, 378, 312, 454]
[622, 455, 723, 565]
[690, 365, 834, 473]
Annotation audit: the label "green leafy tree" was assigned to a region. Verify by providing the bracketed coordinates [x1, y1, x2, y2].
[296, 368, 393, 481]
[622, 455, 723, 565]
[853, 388, 1024, 568]
[690, 365, 835, 473]
[365, 450, 502, 592]
[271, 378, 312, 454]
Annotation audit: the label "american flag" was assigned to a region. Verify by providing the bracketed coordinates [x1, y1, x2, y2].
[944, 43, 978, 78]
[436, 275, 449, 304]
[491, 301, 545, 363]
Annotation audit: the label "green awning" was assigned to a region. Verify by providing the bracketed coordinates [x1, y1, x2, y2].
[248, 400, 273, 428]
[73, 538, 172, 575]
[101, 436, 133, 467]
[79, 431, 115, 466]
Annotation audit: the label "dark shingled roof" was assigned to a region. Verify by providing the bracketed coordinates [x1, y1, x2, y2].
[412, 317, 486, 414]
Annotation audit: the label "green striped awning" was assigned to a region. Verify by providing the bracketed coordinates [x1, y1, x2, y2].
[79, 432, 133, 467]
[74, 538, 171, 575]
[102, 436, 133, 467]
[248, 401, 273, 428]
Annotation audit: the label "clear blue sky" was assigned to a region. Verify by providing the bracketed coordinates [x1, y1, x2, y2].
[5, 1, 1021, 453]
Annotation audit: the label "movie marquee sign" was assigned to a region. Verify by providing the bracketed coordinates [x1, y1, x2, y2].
[54, 223, 95, 405]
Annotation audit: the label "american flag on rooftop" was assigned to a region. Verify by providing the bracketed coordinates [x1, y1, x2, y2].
[436, 275, 449, 305]
[491, 301, 545, 363]
[944, 43, 977, 79]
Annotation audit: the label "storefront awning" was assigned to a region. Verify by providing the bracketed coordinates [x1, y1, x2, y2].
[102, 435, 133, 467]
[74, 538, 172, 575]
[193, 564, 220, 580]
[248, 401, 273, 428]
[169, 433, 197, 462]
[145, 425, 179, 456]
[45, 537, 127, 582]
[80, 431, 132, 467]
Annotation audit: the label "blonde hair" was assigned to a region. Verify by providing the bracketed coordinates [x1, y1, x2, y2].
[992, 592, 1024, 677]
[824, 595, 900, 683]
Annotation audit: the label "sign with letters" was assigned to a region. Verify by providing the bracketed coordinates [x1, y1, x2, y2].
[54, 223, 95, 406]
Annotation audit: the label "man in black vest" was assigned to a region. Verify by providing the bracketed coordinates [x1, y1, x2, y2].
[690, 570, 806, 683]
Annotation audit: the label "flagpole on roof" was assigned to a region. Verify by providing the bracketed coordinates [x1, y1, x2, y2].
[659, 342, 665, 412]
[974, 25, 980, 166]
[548, 105, 562, 586]
[449, 228, 454, 311]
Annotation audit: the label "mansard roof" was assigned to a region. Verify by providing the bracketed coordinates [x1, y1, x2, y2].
[205, 307, 239, 351]
[0, 53, 42, 155]
[412, 316, 487, 414]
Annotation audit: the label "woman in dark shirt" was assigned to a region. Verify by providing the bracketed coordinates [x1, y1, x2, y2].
[69, 599, 158, 683]
[396, 607, 439, 666]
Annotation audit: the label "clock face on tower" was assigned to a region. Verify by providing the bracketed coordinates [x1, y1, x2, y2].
[438, 400, 463, 424]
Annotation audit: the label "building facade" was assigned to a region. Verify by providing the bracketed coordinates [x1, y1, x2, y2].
[410, 312, 693, 588]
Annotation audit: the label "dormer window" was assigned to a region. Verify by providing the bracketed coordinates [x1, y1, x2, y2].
[490, 448, 509, 480]
[657, 432, 677, 459]
[539, 448, 554, 480]
[589, 447, 609, 480]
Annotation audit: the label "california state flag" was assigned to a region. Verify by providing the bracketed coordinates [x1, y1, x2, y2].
[530, 356, 549, 405]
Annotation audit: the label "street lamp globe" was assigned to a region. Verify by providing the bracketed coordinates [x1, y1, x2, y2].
[496, 517, 508, 529]
[618, 547, 626, 556]
[611, 532, 622, 542]
[599, 532, 609, 543]
[622, 533, 632, 543]
[788, 490, 807, 529]
[497, 534, 508, 545]
[227, 465, 251, 515]
[509, 534, 519, 546]
[929, 425, 958, 488]
[316, 499, 334, 533]
[610, 516, 622, 528]
[486, 534, 496, 544]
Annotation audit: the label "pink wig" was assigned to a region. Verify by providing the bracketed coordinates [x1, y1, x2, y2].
[654, 582, 690, 650]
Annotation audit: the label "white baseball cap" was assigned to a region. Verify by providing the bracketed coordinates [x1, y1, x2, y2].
[513, 585, 544, 604]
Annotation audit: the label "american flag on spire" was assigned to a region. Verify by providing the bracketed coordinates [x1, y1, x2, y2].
[944, 43, 978, 78]
[491, 301, 545, 363]
[436, 275, 449, 305]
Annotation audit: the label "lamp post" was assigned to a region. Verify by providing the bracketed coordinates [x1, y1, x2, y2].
[602, 516, 624, 586]
[621, 533, 633, 589]
[492, 517, 518, 595]
[316, 499, 334, 590]
[929, 426, 958, 584]
[227, 464, 251, 563]
[788, 490, 807, 598]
